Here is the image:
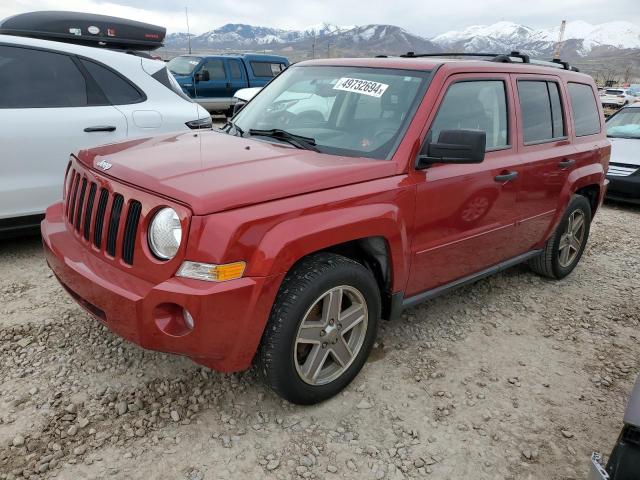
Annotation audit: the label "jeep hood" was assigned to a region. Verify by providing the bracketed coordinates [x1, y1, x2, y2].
[609, 137, 640, 166]
[75, 131, 397, 215]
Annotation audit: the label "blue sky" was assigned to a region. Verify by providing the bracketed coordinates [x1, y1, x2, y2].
[2, 0, 639, 36]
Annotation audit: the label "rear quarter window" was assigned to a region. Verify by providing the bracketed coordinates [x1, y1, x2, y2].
[568, 83, 601, 137]
[80, 59, 144, 105]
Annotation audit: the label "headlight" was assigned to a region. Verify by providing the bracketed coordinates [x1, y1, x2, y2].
[148, 208, 182, 260]
[185, 116, 212, 130]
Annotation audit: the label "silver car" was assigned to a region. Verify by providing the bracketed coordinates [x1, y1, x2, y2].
[590, 375, 640, 479]
[605, 103, 640, 204]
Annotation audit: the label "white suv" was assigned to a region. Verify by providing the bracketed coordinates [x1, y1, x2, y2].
[600, 88, 637, 108]
[0, 34, 211, 237]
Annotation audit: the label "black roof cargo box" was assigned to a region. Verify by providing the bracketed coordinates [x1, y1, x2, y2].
[0, 11, 166, 50]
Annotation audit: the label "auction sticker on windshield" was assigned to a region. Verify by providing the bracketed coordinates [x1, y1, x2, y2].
[333, 78, 389, 98]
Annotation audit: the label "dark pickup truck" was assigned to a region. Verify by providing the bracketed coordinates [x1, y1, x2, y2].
[168, 53, 289, 115]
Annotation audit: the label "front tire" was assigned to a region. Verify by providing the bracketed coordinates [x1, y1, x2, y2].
[528, 194, 592, 279]
[257, 253, 380, 405]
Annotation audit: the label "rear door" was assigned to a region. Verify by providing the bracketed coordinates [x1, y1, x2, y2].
[194, 57, 229, 99]
[226, 58, 248, 95]
[0, 44, 127, 221]
[406, 74, 526, 296]
[512, 75, 576, 246]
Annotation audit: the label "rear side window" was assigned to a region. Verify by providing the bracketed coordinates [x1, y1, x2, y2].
[0, 45, 87, 108]
[251, 61, 286, 78]
[568, 83, 601, 136]
[430, 80, 509, 150]
[80, 59, 144, 105]
[228, 60, 242, 79]
[518, 80, 565, 143]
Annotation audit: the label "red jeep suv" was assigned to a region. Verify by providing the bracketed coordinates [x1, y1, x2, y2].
[42, 53, 610, 404]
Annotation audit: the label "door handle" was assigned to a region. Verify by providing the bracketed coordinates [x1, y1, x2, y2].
[84, 125, 116, 133]
[494, 171, 519, 182]
[559, 159, 576, 169]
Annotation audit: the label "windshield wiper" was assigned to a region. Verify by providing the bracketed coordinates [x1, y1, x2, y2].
[222, 121, 245, 137]
[249, 128, 319, 152]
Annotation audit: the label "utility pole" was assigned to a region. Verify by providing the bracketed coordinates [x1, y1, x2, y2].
[553, 20, 566, 60]
[311, 31, 316, 59]
[327, 41, 332, 58]
[185, 6, 192, 54]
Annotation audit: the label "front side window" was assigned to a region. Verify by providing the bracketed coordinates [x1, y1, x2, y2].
[518, 80, 566, 143]
[568, 83, 602, 137]
[430, 80, 508, 150]
[80, 59, 144, 105]
[606, 108, 640, 139]
[233, 66, 430, 160]
[202, 59, 226, 80]
[0, 45, 87, 108]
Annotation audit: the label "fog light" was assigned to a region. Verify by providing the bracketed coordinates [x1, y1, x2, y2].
[183, 308, 195, 330]
[154, 303, 194, 337]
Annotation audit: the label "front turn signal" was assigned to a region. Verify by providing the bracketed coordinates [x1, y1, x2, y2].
[176, 261, 246, 282]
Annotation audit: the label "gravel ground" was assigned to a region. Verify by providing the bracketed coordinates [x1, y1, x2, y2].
[0, 201, 638, 480]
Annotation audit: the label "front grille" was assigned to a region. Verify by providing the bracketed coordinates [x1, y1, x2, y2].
[64, 167, 144, 266]
[608, 163, 639, 177]
[94, 188, 109, 248]
[122, 201, 142, 265]
[106, 194, 124, 257]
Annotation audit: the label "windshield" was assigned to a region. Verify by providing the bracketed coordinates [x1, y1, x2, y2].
[607, 109, 640, 139]
[232, 65, 431, 160]
[167, 56, 202, 76]
[605, 89, 625, 95]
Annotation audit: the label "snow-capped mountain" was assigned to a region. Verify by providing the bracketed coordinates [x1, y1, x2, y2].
[165, 23, 352, 49]
[431, 20, 640, 56]
[163, 20, 640, 66]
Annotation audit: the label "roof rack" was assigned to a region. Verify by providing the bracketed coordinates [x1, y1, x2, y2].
[385, 51, 579, 72]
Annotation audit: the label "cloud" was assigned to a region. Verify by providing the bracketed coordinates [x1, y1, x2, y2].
[2, 0, 639, 36]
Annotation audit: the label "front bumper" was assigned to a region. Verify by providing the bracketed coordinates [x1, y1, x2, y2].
[42, 202, 284, 372]
[589, 453, 609, 480]
[606, 174, 640, 204]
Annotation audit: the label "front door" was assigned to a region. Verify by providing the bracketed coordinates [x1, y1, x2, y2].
[194, 58, 229, 100]
[406, 74, 527, 297]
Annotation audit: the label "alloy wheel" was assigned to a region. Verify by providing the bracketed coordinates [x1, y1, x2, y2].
[294, 285, 368, 386]
[558, 209, 586, 268]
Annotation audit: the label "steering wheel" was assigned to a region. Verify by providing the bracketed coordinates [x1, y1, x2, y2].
[362, 126, 397, 149]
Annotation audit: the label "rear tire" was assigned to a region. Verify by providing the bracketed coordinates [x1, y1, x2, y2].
[528, 194, 592, 279]
[257, 253, 380, 405]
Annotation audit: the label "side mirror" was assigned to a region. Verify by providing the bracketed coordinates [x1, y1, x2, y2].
[233, 101, 247, 115]
[416, 130, 486, 169]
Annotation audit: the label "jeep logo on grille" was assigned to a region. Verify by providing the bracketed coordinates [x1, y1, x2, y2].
[96, 160, 112, 171]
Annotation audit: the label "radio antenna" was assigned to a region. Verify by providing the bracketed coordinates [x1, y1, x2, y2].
[185, 6, 192, 54]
